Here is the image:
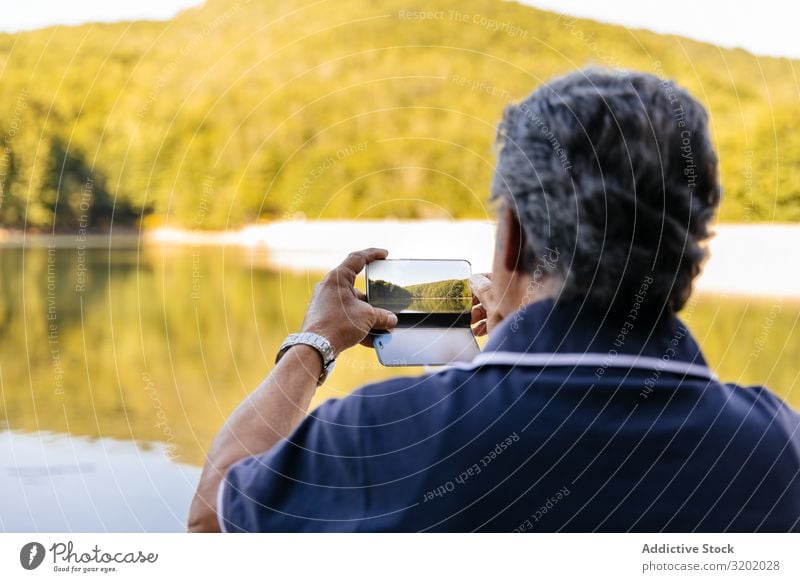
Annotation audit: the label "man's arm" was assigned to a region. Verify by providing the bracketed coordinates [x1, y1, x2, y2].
[188, 248, 398, 532]
[187, 344, 322, 532]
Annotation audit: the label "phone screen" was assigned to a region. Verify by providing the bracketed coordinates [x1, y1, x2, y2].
[366, 259, 479, 366]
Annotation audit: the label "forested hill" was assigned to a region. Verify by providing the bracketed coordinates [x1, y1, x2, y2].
[0, 0, 798, 230]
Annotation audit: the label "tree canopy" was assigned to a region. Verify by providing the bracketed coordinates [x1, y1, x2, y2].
[0, 0, 797, 230]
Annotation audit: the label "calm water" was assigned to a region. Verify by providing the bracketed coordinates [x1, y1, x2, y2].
[0, 245, 798, 531]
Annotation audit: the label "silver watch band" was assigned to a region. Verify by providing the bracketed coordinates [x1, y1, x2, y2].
[275, 332, 336, 385]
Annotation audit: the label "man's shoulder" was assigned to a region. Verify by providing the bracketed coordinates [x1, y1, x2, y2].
[719, 382, 799, 420]
[708, 382, 800, 452]
[319, 365, 485, 425]
[352, 366, 474, 397]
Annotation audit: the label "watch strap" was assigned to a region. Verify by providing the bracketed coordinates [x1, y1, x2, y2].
[275, 332, 336, 385]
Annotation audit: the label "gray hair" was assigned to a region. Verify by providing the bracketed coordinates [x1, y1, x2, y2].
[492, 68, 721, 315]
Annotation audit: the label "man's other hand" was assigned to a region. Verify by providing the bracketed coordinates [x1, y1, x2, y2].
[301, 248, 398, 356]
[469, 273, 502, 337]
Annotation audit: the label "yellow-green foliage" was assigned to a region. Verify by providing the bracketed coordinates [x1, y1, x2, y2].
[0, 0, 798, 229]
[405, 278, 471, 311]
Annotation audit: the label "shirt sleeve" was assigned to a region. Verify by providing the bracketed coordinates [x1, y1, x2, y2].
[218, 394, 370, 532]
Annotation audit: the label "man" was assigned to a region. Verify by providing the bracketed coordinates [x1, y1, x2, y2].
[189, 69, 800, 532]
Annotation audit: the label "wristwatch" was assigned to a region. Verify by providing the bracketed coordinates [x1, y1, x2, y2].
[275, 332, 336, 386]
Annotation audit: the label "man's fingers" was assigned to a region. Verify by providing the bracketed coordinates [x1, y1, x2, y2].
[337, 248, 389, 280]
[471, 303, 487, 325]
[359, 334, 375, 348]
[469, 274, 494, 304]
[469, 274, 494, 338]
[469, 273, 492, 292]
[472, 273, 492, 304]
[371, 307, 399, 331]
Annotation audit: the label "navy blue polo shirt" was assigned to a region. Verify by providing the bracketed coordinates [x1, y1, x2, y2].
[219, 299, 800, 532]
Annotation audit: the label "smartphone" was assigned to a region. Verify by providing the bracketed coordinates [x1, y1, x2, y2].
[365, 259, 480, 366]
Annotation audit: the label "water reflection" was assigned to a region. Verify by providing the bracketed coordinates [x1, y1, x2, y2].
[0, 430, 199, 532]
[0, 245, 798, 531]
[0, 246, 411, 469]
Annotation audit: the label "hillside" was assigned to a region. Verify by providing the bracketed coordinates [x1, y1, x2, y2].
[0, 0, 798, 229]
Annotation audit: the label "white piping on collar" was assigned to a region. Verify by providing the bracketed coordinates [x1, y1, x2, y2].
[450, 351, 718, 382]
[216, 477, 228, 533]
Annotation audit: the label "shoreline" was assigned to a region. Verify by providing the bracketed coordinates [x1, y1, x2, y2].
[2, 220, 800, 299]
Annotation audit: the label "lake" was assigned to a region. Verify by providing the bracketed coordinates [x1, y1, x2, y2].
[1, 241, 798, 531]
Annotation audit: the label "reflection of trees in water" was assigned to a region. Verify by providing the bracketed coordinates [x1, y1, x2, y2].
[0, 248, 118, 334]
[406, 297, 471, 312]
[0, 248, 406, 465]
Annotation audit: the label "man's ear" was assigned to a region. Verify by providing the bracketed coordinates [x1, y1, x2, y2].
[502, 206, 528, 273]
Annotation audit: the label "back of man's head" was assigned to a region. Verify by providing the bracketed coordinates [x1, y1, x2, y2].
[493, 68, 721, 317]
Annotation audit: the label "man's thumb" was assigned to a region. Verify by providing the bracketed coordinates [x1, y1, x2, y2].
[372, 308, 399, 330]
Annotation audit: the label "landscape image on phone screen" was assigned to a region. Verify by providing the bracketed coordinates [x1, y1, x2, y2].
[367, 261, 471, 314]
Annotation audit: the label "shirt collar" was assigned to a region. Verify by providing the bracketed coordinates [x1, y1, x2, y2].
[482, 298, 709, 368]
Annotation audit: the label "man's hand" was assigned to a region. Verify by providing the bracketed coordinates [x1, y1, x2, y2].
[301, 248, 398, 356]
[189, 248, 398, 533]
[469, 273, 503, 337]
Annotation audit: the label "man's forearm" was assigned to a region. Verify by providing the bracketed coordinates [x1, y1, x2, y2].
[188, 344, 322, 532]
